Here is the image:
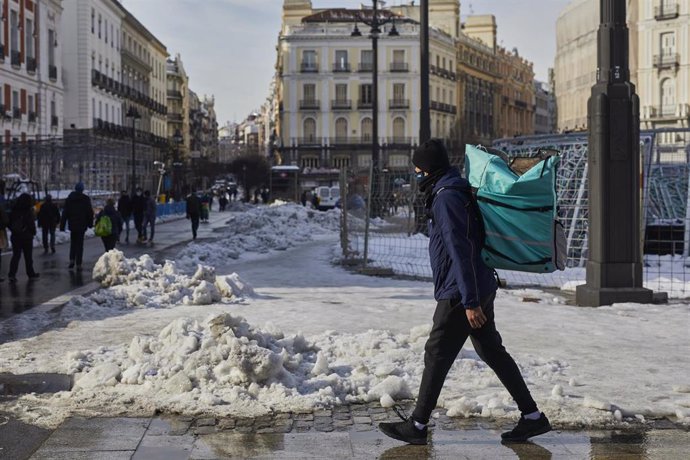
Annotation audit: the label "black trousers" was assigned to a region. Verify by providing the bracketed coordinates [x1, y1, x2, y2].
[101, 235, 117, 251]
[42, 226, 56, 250]
[412, 293, 538, 424]
[190, 214, 200, 239]
[9, 236, 36, 277]
[133, 214, 144, 239]
[69, 229, 86, 265]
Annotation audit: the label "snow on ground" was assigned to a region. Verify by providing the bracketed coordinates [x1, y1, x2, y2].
[0, 202, 689, 431]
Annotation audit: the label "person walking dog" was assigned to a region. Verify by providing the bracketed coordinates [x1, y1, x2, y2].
[378, 139, 551, 445]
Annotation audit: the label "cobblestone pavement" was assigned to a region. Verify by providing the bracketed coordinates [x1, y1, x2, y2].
[10, 402, 689, 459]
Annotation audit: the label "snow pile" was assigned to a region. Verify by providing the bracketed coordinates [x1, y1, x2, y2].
[85, 250, 253, 309]
[174, 203, 342, 272]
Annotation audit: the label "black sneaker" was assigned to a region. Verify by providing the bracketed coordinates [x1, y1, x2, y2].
[501, 413, 552, 442]
[379, 407, 428, 445]
[68, 261, 75, 269]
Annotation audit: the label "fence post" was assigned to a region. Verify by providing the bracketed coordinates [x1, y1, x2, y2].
[340, 168, 349, 258]
[363, 161, 374, 269]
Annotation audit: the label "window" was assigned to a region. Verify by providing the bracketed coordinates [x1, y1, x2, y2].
[661, 78, 675, 115]
[301, 156, 319, 169]
[360, 84, 372, 103]
[661, 32, 675, 56]
[361, 50, 373, 66]
[393, 50, 405, 63]
[99, 101, 102, 119]
[393, 83, 405, 101]
[105, 19, 108, 43]
[98, 14, 102, 39]
[51, 100, 56, 117]
[303, 118, 316, 141]
[91, 8, 95, 34]
[303, 84, 316, 102]
[302, 50, 317, 70]
[12, 90, 19, 110]
[335, 118, 348, 141]
[111, 24, 114, 48]
[25, 19, 34, 59]
[10, 10, 18, 53]
[48, 29, 55, 66]
[335, 84, 347, 102]
[393, 117, 405, 140]
[332, 156, 350, 169]
[335, 50, 348, 70]
[361, 118, 372, 141]
[92, 98, 95, 117]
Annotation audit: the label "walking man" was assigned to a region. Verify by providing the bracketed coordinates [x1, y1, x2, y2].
[379, 139, 551, 445]
[142, 190, 157, 244]
[37, 194, 60, 254]
[117, 190, 132, 244]
[7, 193, 40, 281]
[131, 187, 146, 243]
[60, 182, 94, 270]
[185, 191, 201, 240]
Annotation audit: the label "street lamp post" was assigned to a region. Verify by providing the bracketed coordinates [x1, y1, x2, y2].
[126, 106, 141, 196]
[172, 129, 183, 198]
[352, 0, 399, 218]
[420, 0, 430, 142]
[575, 0, 656, 306]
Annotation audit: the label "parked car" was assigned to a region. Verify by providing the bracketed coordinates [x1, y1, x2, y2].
[316, 186, 340, 210]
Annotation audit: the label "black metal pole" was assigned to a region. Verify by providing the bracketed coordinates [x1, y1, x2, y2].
[131, 116, 136, 196]
[371, 0, 380, 218]
[420, 0, 430, 143]
[575, 0, 656, 306]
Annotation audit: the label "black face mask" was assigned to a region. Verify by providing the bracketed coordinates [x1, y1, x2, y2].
[418, 168, 447, 194]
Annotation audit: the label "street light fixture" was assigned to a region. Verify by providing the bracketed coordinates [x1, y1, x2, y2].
[126, 106, 141, 195]
[351, 0, 400, 218]
[172, 128, 183, 197]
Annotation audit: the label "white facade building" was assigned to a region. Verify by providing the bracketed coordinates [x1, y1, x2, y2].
[0, 0, 64, 178]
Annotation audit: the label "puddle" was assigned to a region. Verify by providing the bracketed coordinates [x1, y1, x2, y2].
[0, 373, 73, 397]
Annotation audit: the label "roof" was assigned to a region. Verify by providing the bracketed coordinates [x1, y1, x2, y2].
[302, 8, 415, 25]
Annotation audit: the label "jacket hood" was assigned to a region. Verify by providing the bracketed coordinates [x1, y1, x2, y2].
[432, 168, 470, 195]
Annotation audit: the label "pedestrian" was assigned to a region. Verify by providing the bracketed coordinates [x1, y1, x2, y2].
[300, 190, 308, 207]
[261, 188, 269, 204]
[117, 190, 132, 244]
[0, 182, 9, 283]
[95, 198, 122, 252]
[200, 192, 210, 223]
[60, 182, 94, 270]
[186, 191, 201, 240]
[311, 190, 320, 210]
[131, 187, 146, 243]
[378, 139, 551, 445]
[37, 194, 60, 254]
[7, 193, 40, 281]
[142, 190, 157, 244]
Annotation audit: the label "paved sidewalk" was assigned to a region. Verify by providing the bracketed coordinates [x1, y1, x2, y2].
[3, 403, 687, 459]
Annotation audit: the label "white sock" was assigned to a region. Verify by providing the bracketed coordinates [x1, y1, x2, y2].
[524, 411, 541, 420]
[413, 420, 427, 430]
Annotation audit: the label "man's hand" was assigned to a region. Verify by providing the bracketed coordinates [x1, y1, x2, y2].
[466, 306, 487, 329]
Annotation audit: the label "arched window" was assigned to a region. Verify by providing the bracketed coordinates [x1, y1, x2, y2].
[303, 118, 317, 141]
[661, 78, 675, 116]
[361, 117, 373, 141]
[393, 117, 405, 142]
[335, 117, 348, 143]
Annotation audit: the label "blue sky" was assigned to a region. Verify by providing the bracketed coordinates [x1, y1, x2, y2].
[123, 0, 571, 124]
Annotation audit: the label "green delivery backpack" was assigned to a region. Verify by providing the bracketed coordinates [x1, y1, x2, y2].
[95, 215, 112, 237]
[464, 144, 566, 273]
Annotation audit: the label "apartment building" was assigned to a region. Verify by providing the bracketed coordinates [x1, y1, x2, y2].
[0, 0, 64, 179]
[166, 53, 189, 158]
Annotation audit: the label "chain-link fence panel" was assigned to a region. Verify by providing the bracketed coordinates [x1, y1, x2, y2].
[339, 130, 690, 298]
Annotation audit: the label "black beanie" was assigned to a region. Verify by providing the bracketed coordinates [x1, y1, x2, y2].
[412, 139, 451, 173]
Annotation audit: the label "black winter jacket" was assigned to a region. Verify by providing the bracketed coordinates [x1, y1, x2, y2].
[60, 191, 94, 232]
[96, 204, 123, 238]
[37, 201, 60, 229]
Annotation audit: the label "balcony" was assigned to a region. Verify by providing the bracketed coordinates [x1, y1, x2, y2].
[28, 111, 37, 123]
[515, 100, 528, 109]
[294, 137, 323, 146]
[167, 90, 183, 99]
[13, 107, 21, 119]
[49, 65, 58, 81]
[386, 137, 413, 145]
[51, 115, 59, 127]
[654, 53, 679, 70]
[389, 99, 409, 109]
[333, 62, 351, 73]
[655, 3, 679, 20]
[358, 62, 373, 72]
[357, 100, 373, 110]
[299, 99, 320, 110]
[11, 50, 20, 67]
[300, 62, 318, 73]
[168, 113, 183, 122]
[26, 57, 37, 73]
[330, 137, 362, 145]
[390, 62, 409, 72]
[331, 99, 352, 110]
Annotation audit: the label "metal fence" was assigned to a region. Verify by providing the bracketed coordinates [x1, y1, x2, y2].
[339, 128, 690, 299]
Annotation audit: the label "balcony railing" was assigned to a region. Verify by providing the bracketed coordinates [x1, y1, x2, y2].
[294, 137, 323, 146]
[358, 100, 373, 109]
[167, 90, 182, 99]
[331, 99, 352, 110]
[28, 111, 37, 123]
[358, 62, 373, 72]
[389, 99, 409, 109]
[390, 62, 409, 72]
[654, 53, 679, 70]
[26, 57, 37, 73]
[333, 62, 351, 72]
[51, 115, 59, 127]
[299, 99, 320, 110]
[330, 137, 363, 145]
[300, 62, 319, 73]
[168, 113, 183, 122]
[13, 107, 21, 119]
[11, 50, 20, 67]
[655, 3, 679, 20]
[49, 65, 58, 81]
[386, 137, 413, 145]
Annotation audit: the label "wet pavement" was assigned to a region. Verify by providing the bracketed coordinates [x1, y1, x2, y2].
[0, 211, 229, 320]
[2, 409, 686, 460]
